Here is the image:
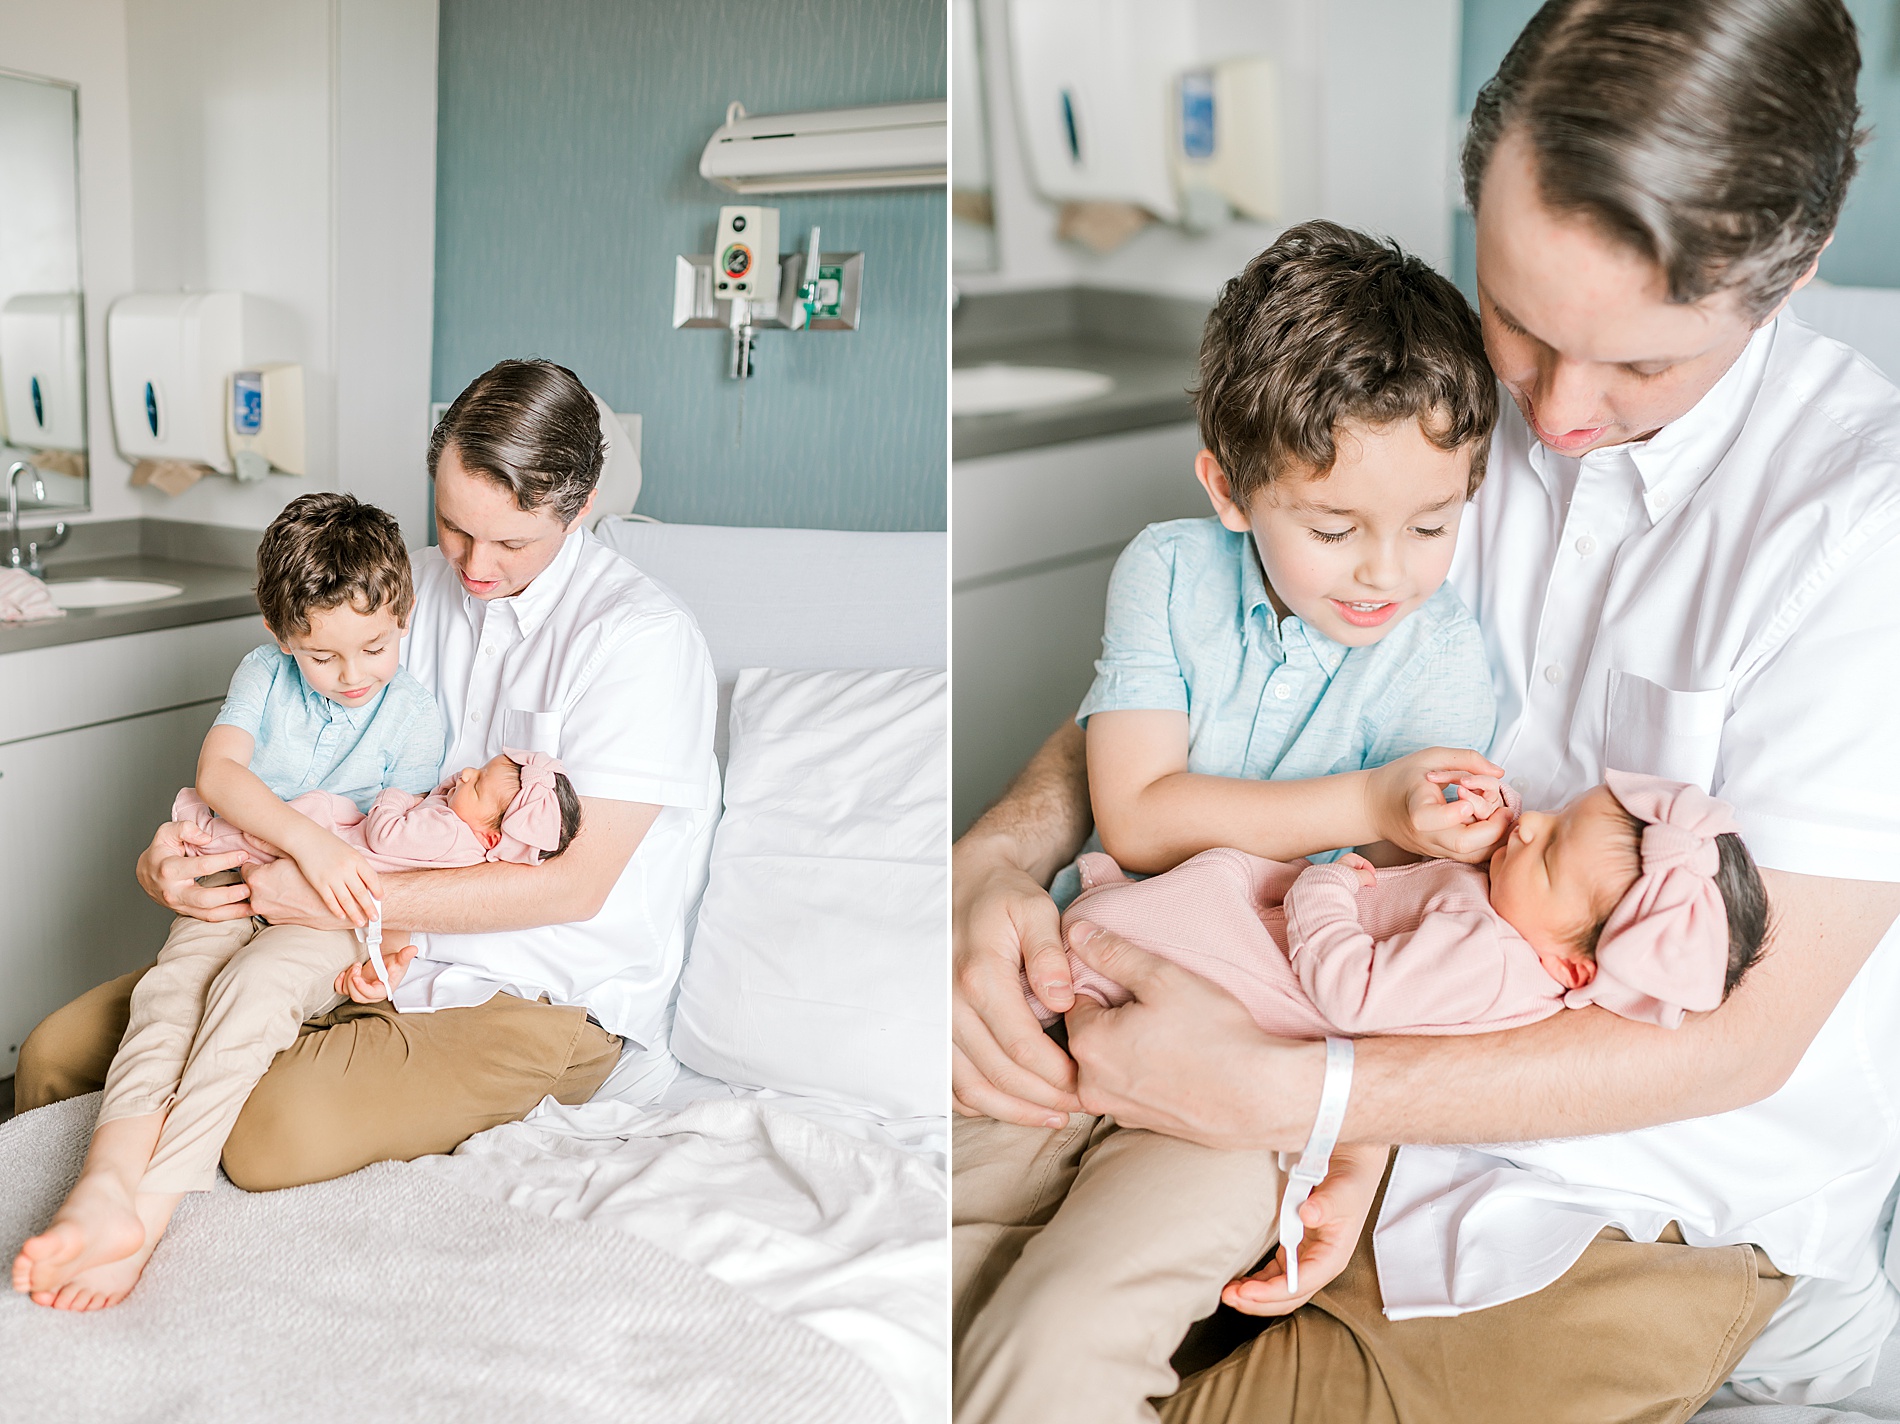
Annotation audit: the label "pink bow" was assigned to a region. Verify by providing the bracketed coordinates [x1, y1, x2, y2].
[1564, 770, 1737, 1028]
[490, 747, 566, 865]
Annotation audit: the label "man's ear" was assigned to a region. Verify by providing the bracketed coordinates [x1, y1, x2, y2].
[1760, 234, 1832, 326]
[1194, 450, 1253, 534]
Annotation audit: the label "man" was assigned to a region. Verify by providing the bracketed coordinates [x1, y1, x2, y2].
[953, 2, 1900, 1419]
[18, 359, 718, 1191]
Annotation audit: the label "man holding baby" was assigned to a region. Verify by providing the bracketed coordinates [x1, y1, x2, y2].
[953, 1, 1900, 1420]
[13, 360, 717, 1304]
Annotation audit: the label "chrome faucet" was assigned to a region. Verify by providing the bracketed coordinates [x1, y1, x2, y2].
[7, 460, 69, 578]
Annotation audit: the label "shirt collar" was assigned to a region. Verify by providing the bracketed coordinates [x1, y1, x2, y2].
[460, 524, 587, 640]
[1525, 317, 1777, 521]
[289, 655, 384, 725]
[1239, 533, 1347, 674]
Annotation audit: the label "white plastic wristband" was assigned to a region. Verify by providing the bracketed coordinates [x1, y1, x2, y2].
[1276, 1035, 1354, 1296]
[353, 899, 391, 995]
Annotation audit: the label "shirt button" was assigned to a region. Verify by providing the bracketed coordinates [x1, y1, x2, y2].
[467, 711, 479, 723]
[1273, 683, 1291, 701]
[481, 646, 494, 658]
[1543, 663, 1565, 685]
[1652, 489, 1672, 508]
[1574, 534, 1597, 556]
[1510, 777, 1529, 794]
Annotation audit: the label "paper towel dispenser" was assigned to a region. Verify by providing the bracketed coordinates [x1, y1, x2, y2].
[106, 292, 304, 477]
[0, 293, 87, 453]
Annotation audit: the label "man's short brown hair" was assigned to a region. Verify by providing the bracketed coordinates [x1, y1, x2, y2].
[255, 492, 414, 639]
[1192, 220, 1498, 509]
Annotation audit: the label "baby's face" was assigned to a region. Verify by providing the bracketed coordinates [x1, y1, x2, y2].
[446, 755, 518, 843]
[1205, 415, 1474, 648]
[277, 602, 404, 708]
[1488, 784, 1637, 988]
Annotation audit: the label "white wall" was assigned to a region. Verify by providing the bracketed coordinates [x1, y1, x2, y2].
[0, 0, 438, 542]
[959, 0, 1459, 300]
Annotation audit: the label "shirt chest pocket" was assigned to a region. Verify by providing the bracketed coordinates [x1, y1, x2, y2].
[1602, 671, 1726, 790]
[500, 708, 563, 757]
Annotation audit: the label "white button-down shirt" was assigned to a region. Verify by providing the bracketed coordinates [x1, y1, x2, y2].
[394, 527, 719, 1060]
[1374, 314, 1900, 1403]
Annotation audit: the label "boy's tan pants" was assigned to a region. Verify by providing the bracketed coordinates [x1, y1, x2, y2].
[954, 1113, 1794, 1424]
[954, 1112, 1285, 1424]
[98, 915, 363, 1194]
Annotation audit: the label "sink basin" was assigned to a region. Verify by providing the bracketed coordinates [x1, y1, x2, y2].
[952, 364, 1115, 417]
[45, 577, 184, 608]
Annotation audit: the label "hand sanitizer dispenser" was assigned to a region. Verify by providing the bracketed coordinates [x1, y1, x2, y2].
[107, 292, 304, 476]
[0, 293, 87, 452]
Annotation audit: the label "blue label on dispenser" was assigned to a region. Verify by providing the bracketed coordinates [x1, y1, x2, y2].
[1180, 71, 1216, 160]
[29, 376, 43, 428]
[145, 381, 159, 438]
[232, 371, 264, 435]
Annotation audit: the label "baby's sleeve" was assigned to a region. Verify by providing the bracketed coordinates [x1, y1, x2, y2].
[1075, 525, 1188, 725]
[211, 645, 283, 739]
[385, 679, 448, 796]
[1285, 865, 1507, 1033]
[1363, 605, 1497, 766]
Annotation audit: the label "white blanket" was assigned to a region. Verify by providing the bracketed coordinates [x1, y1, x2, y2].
[416, 1093, 949, 1424]
[0, 1094, 901, 1424]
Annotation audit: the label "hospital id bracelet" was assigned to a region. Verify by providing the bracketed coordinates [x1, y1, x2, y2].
[1276, 1035, 1355, 1296]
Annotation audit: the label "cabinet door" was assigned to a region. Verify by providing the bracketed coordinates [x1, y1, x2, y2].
[0, 700, 219, 1075]
[953, 551, 1118, 834]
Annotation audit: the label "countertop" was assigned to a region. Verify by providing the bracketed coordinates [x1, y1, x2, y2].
[952, 286, 1208, 461]
[0, 520, 260, 657]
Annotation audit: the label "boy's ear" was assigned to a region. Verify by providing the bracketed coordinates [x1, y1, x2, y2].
[1194, 450, 1253, 534]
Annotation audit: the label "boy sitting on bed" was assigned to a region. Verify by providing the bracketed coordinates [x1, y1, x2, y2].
[955, 222, 1523, 1424]
[14, 493, 453, 1310]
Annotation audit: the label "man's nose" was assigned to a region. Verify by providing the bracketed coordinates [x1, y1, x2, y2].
[1532, 356, 1607, 435]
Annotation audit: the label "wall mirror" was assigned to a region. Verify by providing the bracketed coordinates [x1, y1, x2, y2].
[951, 0, 998, 273]
[0, 68, 87, 515]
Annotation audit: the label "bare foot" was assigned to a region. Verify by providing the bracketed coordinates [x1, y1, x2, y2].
[11, 1170, 145, 1300]
[39, 1190, 181, 1311]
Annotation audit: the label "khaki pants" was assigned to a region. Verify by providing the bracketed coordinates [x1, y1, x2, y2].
[16, 957, 622, 1192]
[952, 1114, 1793, 1424]
[99, 915, 364, 1193]
[954, 1112, 1285, 1424]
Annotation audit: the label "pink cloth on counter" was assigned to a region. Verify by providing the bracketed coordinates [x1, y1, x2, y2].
[173, 783, 490, 872]
[1030, 849, 1571, 1038]
[0, 567, 63, 622]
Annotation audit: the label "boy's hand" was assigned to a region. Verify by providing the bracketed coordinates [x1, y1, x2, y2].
[335, 940, 416, 1003]
[1221, 1143, 1390, 1316]
[1367, 748, 1511, 863]
[292, 834, 383, 928]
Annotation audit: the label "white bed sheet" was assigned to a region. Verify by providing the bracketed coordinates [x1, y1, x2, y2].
[417, 1066, 947, 1424]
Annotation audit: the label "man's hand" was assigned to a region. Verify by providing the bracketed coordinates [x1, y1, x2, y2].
[1065, 921, 1321, 1152]
[335, 941, 417, 1003]
[951, 841, 1083, 1127]
[1366, 748, 1511, 863]
[136, 820, 255, 921]
[243, 855, 349, 931]
[1222, 1143, 1389, 1316]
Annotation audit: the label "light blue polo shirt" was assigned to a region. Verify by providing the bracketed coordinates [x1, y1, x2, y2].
[212, 644, 446, 812]
[1057, 518, 1496, 902]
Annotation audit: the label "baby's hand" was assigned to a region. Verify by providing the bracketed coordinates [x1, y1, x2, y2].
[335, 939, 416, 1004]
[294, 834, 382, 928]
[1336, 852, 1378, 889]
[1369, 748, 1510, 863]
[1222, 1143, 1390, 1316]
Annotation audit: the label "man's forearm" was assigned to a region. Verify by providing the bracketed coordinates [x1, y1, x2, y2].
[1336, 870, 1900, 1144]
[957, 720, 1093, 886]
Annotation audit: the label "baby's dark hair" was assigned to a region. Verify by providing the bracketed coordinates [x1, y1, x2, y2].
[1583, 804, 1771, 997]
[1191, 219, 1499, 509]
[491, 758, 584, 860]
[256, 492, 414, 639]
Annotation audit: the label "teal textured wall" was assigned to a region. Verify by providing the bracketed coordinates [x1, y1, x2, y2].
[1453, 0, 1900, 296]
[433, 0, 948, 531]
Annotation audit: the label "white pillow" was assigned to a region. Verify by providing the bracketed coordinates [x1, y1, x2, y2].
[670, 667, 947, 1119]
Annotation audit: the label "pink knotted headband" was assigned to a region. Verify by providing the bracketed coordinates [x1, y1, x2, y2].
[1563, 770, 1736, 1029]
[489, 747, 567, 866]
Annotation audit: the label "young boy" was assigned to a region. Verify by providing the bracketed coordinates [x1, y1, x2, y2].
[956, 221, 1512, 1424]
[12, 493, 444, 1311]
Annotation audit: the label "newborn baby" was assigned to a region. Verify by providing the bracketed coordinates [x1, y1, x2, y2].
[176, 748, 582, 874]
[1032, 770, 1770, 1035]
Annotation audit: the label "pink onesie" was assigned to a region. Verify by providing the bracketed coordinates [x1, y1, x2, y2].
[173, 782, 489, 872]
[1033, 849, 1569, 1037]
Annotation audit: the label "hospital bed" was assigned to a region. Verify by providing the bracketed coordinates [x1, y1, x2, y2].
[0, 518, 947, 1424]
